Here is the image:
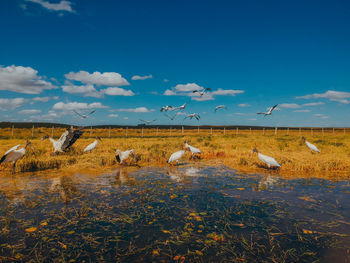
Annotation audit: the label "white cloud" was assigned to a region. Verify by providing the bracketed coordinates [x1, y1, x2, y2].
[108, 114, 119, 118]
[113, 107, 154, 113]
[19, 109, 41, 114]
[302, 102, 325, 106]
[278, 103, 301, 109]
[65, 70, 129, 86]
[102, 87, 135, 96]
[297, 90, 350, 104]
[238, 104, 250, 107]
[173, 83, 203, 92]
[191, 93, 214, 101]
[163, 89, 177, 96]
[123, 117, 128, 120]
[294, 109, 310, 113]
[131, 75, 152, 80]
[61, 84, 102, 98]
[25, 0, 74, 12]
[211, 88, 244, 96]
[0, 98, 27, 111]
[164, 79, 170, 82]
[0, 65, 56, 94]
[32, 96, 59, 102]
[53, 102, 108, 111]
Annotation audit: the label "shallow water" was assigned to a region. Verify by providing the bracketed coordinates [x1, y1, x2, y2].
[0, 165, 349, 262]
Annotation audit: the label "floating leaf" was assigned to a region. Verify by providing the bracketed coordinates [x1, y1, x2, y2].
[25, 227, 37, 233]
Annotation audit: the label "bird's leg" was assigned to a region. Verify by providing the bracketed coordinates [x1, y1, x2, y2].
[12, 162, 16, 175]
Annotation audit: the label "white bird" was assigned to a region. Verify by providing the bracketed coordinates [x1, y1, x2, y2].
[160, 105, 173, 112]
[0, 141, 32, 174]
[257, 104, 278, 116]
[140, 119, 156, 125]
[115, 149, 135, 164]
[168, 150, 186, 165]
[184, 113, 200, 121]
[83, 137, 102, 153]
[214, 105, 226, 112]
[302, 137, 320, 153]
[165, 112, 179, 121]
[5, 144, 21, 155]
[42, 127, 84, 154]
[184, 141, 201, 159]
[73, 110, 96, 119]
[172, 102, 188, 111]
[252, 148, 281, 169]
[192, 88, 211, 97]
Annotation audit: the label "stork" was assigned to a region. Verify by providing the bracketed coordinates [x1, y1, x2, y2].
[172, 102, 188, 111]
[42, 126, 84, 154]
[184, 141, 201, 159]
[139, 119, 156, 125]
[302, 137, 320, 153]
[214, 105, 226, 112]
[115, 149, 135, 164]
[73, 110, 96, 119]
[168, 145, 190, 165]
[0, 141, 32, 174]
[83, 137, 102, 153]
[192, 88, 211, 97]
[184, 113, 200, 121]
[252, 148, 281, 169]
[257, 104, 278, 116]
[160, 105, 173, 112]
[165, 112, 179, 121]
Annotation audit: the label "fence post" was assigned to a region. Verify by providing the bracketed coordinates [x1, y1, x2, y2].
[156, 127, 159, 136]
[12, 125, 14, 137]
[90, 126, 92, 137]
[170, 127, 172, 136]
[249, 128, 252, 134]
[32, 125, 34, 138]
[141, 127, 144, 137]
[344, 128, 346, 135]
[182, 126, 184, 136]
[51, 126, 54, 138]
[262, 128, 265, 135]
[236, 127, 238, 135]
[311, 127, 313, 136]
[287, 127, 289, 135]
[210, 127, 213, 135]
[299, 127, 301, 135]
[333, 128, 335, 135]
[126, 127, 128, 137]
[197, 126, 199, 134]
[108, 127, 111, 138]
[322, 127, 324, 137]
[224, 127, 226, 135]
[274, 127, 278, 135]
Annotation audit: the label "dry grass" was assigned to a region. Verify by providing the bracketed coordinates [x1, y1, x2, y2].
[0, 127, 350, 179]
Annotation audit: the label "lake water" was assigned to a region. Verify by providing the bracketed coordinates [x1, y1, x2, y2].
[0, 165, 349, 262]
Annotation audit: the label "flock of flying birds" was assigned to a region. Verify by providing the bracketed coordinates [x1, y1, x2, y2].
[0, 101, 320, 174]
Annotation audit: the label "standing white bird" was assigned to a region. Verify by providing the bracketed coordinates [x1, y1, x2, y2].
[73, 110, 96, 119]
[302, 137, 320, 153]
[184, 141, 201, 159]
[214, 105, 226, 112]
[160, 105, 173, 112]
[115, 149, 135, 164]
[83, 137, 102, 153]
[42, 127, 84, 154]
[192, 88, 211, 97]
[257, 104, 278, 116]
[252, 148, 281, 169]
[168, 150, 186, 165]
[184, 113, 200, 121]
[172, 102, 188, 111]
[139, 119, 156, 125]
[4, 144, 21, 155]
[0, 140, 32, 174]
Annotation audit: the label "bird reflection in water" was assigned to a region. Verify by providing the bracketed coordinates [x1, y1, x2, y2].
[49, 176, 77, 204]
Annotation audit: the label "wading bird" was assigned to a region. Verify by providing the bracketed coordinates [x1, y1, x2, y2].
[184, 113, 200, 121]
[4, 144, 22, 155]
[302, 137, 320, 153]
[115, 149, 135, 164]
[252, 148, 281, 169]
[42, 127, 84, 154]
[139, 119, 156, 125]
[160, 105, 173, 112]
[192, 88, 211, 97]
[83, 137, 102, 153]
[0, 141, 32, 174]
[172, 102, 188, 111]
[73, 110, 96, 119]
[184, 141, 201, 159]
[214, 105, 226, 112]
[257, 104, 278, 116]
[168, 149, 186, 165]
[165, 112, 179, 121]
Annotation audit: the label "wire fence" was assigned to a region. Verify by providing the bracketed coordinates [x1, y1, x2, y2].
[0, 126, 349, 140]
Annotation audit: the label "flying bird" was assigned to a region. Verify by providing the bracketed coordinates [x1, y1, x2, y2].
[172, 102, 188, 111]
[83, 137, 102, 153]
[0, 140, 32, 174]
[302, 137, 320, 153]
[252, 148, 281, 169]
[184, 113, 200, 121]
[160, 105, 173, 112]
[73, 110, 96, 119]
[192, 88, 211, 97]
[42, 126, 84, 154]
[214, 105, 227, 112]
[184, 141, 201, 159]
[115, 149, 135, 164]
[257, 105, 278, 116]
[139, 119, 156, 125]
[165, 112, 179, 121]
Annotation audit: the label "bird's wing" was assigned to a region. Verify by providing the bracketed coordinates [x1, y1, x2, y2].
[0, 150, 23, 163]
[257, 112, 266, 115]
[61, 128, 84, 151]
[73, 110, 84, 118]
[139, 119, 147, 123]
[205, 88, 211, 91]
[269, 105, 278, 113]
[5, 144, 21, 155]
[87, 110, 96, 116]
[192, 90, 199, 93]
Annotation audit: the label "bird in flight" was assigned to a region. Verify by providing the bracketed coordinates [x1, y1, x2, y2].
[172, 102, 188, 111]
[257, 105, 278, 116]
[139, 119, 156, 125]
[214, 105, 226, 112]
[160, 105, 173, 112]
[165, 112, 179, 120]
[73, 110, 96, 119]
[192, 88, 211, 97]
[184, 113, 200, 121]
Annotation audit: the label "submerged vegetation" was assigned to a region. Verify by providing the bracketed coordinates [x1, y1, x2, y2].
[0, 127, 350, 178]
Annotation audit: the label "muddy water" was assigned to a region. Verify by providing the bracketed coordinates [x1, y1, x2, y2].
[0, 165, 349, 262]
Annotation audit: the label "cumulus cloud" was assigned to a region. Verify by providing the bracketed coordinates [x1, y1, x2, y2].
[108, 114, 119, 118]
[211, 88, 244, 96]
[278, 103, 301, 109]
[65, 70, 129, 86]
[163, 89, 177, 96]
[173, 83, 203, 92]
[238, 104, 250, 107]
[131, 75, 152, 80]
[102, 87, 135, 96]
[61, 84, 102, 97]
[53, 102, 108, 111]
[113, 107, 154, 113]
[313, 113, 329, 119]
[19, 109, 41, 114]
[302, 102, 325, 106]
[294, 109, 310, 113]
[0, 65, 56, 94]
[25, 0, 74, 12]
[297, 90, 350, 104]
[0, 98, 27, 111]
[32, 96, 59, 102]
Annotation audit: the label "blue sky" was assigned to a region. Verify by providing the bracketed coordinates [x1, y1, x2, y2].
[0, 0, 349, 127]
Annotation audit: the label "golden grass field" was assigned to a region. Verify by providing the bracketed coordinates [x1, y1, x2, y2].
[0, 127, 350, 179]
